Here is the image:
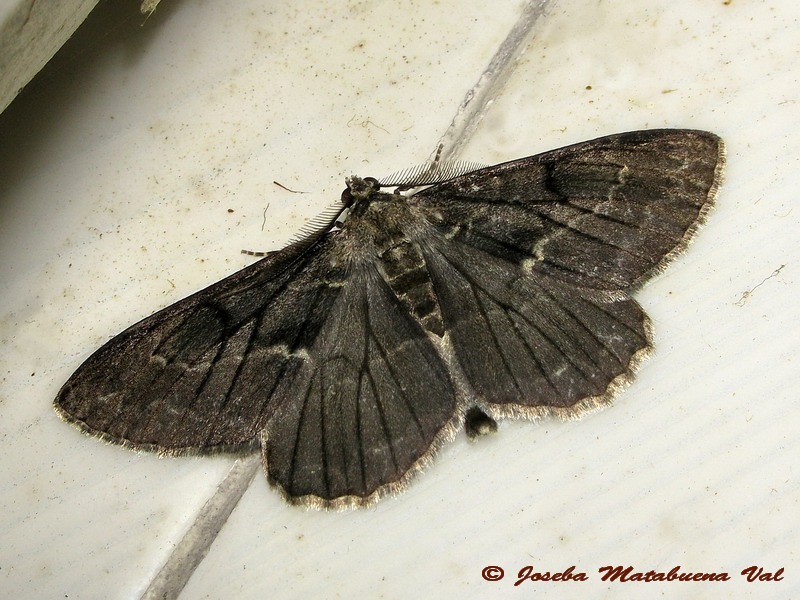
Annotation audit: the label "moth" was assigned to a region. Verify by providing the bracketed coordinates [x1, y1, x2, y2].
[55, 129, 724, 508]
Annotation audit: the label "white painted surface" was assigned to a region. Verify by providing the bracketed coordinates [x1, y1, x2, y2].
[0, 0, 797, 598]
[0, 0, 100, 112]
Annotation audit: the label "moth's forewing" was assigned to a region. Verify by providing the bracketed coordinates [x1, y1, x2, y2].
[411, 129, 724, 291]
[54, 233, 344, 454]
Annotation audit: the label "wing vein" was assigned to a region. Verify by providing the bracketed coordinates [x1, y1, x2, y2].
[561, 198, 679, 242]
[369, 276, 427, 439]
[363, 293, 400, 474]
[536, 212, 651, 262]
[531, 282, 626, 368]
[470, 284, 526, 398]
[319, 368, 331, 498]
[287, 372, 316, 493]
[591, 299, 650, 343]
[504, 309, 560, 395]
[355, 357, 367, 493]
[202, 314, 263, 445]
[438, 248, 597, 393]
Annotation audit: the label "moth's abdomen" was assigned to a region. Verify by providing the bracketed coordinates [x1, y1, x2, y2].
[378, 238, 445, 337]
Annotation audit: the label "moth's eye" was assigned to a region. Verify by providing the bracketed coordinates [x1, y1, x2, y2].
[340, 188, 354, 207]
[363, 177, 381, 191]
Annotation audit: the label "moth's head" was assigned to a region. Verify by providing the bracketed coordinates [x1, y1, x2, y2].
[341, 176, 381, 208]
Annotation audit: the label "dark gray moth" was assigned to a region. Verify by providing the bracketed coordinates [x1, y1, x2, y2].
[55, 129, 724, 509]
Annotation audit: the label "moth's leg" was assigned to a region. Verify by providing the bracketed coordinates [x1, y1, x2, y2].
[240, 249, 279, 257]
[464, 407, 498, 439]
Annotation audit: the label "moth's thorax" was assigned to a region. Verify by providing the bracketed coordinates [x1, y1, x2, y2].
[338, 178, 446, 337]
[340, 182, 422, 250]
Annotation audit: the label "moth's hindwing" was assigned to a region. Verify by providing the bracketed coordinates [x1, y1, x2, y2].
[261, 263, 458, 507]
[419, 235, 652, 418]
